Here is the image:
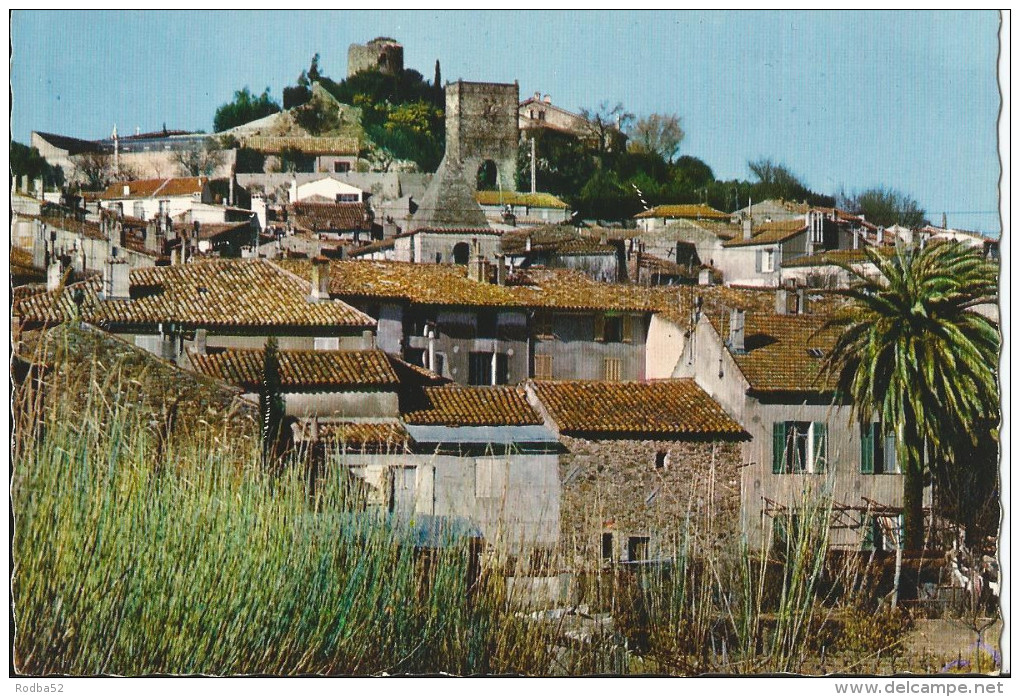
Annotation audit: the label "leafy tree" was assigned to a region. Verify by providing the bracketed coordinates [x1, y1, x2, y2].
[260, 337, 286, 467]
[11, 141, 64, 190]
[70, 151, 118, 191]
[841, 186, 927, 228]
[579, 101, 634, 168]
[821, 242, 999, 551]
[627, 113, 685, 163]
[172, 138, 226, 177]
[213, 87, 281, 133]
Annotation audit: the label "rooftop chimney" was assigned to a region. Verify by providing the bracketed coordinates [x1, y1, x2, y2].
[123, 184, 130, 197]
[796, 288, 807, 315]
[742, 216, 752, 241]
[362, 329, 375, 350]
[47, 260, 63, 292]
[309, 256, 330, 301]
[101, 258, 131, 300]
[775, 288, 788, 315]
[194, 328, 208, 355]
[728, 308, 745, 354]
[495, 254, 507, 286]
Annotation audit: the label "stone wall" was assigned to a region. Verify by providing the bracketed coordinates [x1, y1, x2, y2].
[445, 81, 519, 192]
[557, 436, 743, 571]
[347, 39, 404, 77]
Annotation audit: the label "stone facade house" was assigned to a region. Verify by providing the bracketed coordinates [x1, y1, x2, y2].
[500, 225, 620, 282]
[673, 296, 915, 551]
[527, 379, 748, 569]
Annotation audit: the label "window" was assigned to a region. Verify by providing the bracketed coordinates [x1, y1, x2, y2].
[534, 354, 553, 380]
[627, 536, 650, 562]
[654, 451, 669, 469]
[861, 422, 900, 474]
[772, 421, 828, 474]
[762, 250, 775, 273]
[594, 314, 632, 343]
[534, 311, 554, 339]
[603, 358, 622, 381]
[133, 201, 145, 219]
[334, 161, 351, 173]
[336, 193, 358, 202]
[475, 458, 508, 499]
[389, 466, 417, 516]
[468, 352, 509, 386]
[601, 532, 614, 561]
[313, 337, 340, 351]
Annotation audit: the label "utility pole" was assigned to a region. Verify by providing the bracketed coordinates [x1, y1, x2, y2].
[530, 137, 537, 194]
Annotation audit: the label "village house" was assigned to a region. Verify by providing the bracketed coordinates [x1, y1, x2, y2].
[291, 383, 562, 557]
[673, 292, 916, 551]
[289, 176, 365, 204]
[393, 227, 501, 265]
[474, 190, 571, 226]
[527, 379, 748, 569]
[518, 93, 592, 138]
[96, 176, 215, 221]
[13, 258, 377, 365]
[634, 204, 731, 233]
[500, 225, 621, 282]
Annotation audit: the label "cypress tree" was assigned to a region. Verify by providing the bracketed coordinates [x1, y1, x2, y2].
[260, 336, 285, 466]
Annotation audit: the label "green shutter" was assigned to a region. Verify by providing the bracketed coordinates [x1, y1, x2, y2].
[772, 422, 786, 474]
[860, 422, 875, 474]
[813, 422, 828, 473]
[862, 514, 875, 550]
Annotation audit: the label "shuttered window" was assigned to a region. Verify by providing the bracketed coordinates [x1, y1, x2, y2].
[534, 354, 553, 380]
[603, 358, 622, 381]
[594, 314, 606, 341]
[860, 422, 875, 474]
[812, 422, 827, 472]
[622, 314, 633, 343]
[772, 422, 786, 474]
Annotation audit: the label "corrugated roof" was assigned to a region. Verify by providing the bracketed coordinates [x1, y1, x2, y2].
[531, 379, 747, 438]
[403, 385, 543, 426]
[188, 348, 399, 391]
[14, 259, 375, 330]
[635, 204, 731, 221]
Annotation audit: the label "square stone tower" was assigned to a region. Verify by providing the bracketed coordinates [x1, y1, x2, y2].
[444, 80, 520, 192]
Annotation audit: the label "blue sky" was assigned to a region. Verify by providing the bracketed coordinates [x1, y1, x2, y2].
[10, 10, 1002, 234]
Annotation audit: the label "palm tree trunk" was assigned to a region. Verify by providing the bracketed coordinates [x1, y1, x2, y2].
[903, 461, 925, 551]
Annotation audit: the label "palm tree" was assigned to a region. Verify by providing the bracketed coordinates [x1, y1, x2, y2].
[821, 241, 999, 550]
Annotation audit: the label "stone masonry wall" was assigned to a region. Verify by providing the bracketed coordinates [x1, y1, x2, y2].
[558, 436, 743, 571]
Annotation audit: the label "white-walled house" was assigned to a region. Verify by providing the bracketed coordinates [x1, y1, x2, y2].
[97, 177, 212, 221]
[291, 176, 365, 204]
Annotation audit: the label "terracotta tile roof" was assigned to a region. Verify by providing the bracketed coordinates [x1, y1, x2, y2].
[33, 212, 105, 240]
[635, 204, 731, 221]
[14, 259, 375, 330]
[402, 226, 500, 237]
[501, 225, 614, 256]
[188, 348, 399, 391]
[707, 311, 838, 394]
[531, 379, 746, 438]
[313, 421, 410, 452]
[195, 221, 254, 241]
[403, 385, 543, 426]
[475, 191, 569, 209]
[289, 202, 372, 233]
[98, 177, 207, 200]
[723, 219, 808, 247]
[347, 238, 395, 257]
[782, 247, 894, 268]
[509, 268, 663, 312]
[325, 260, 524, 306]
